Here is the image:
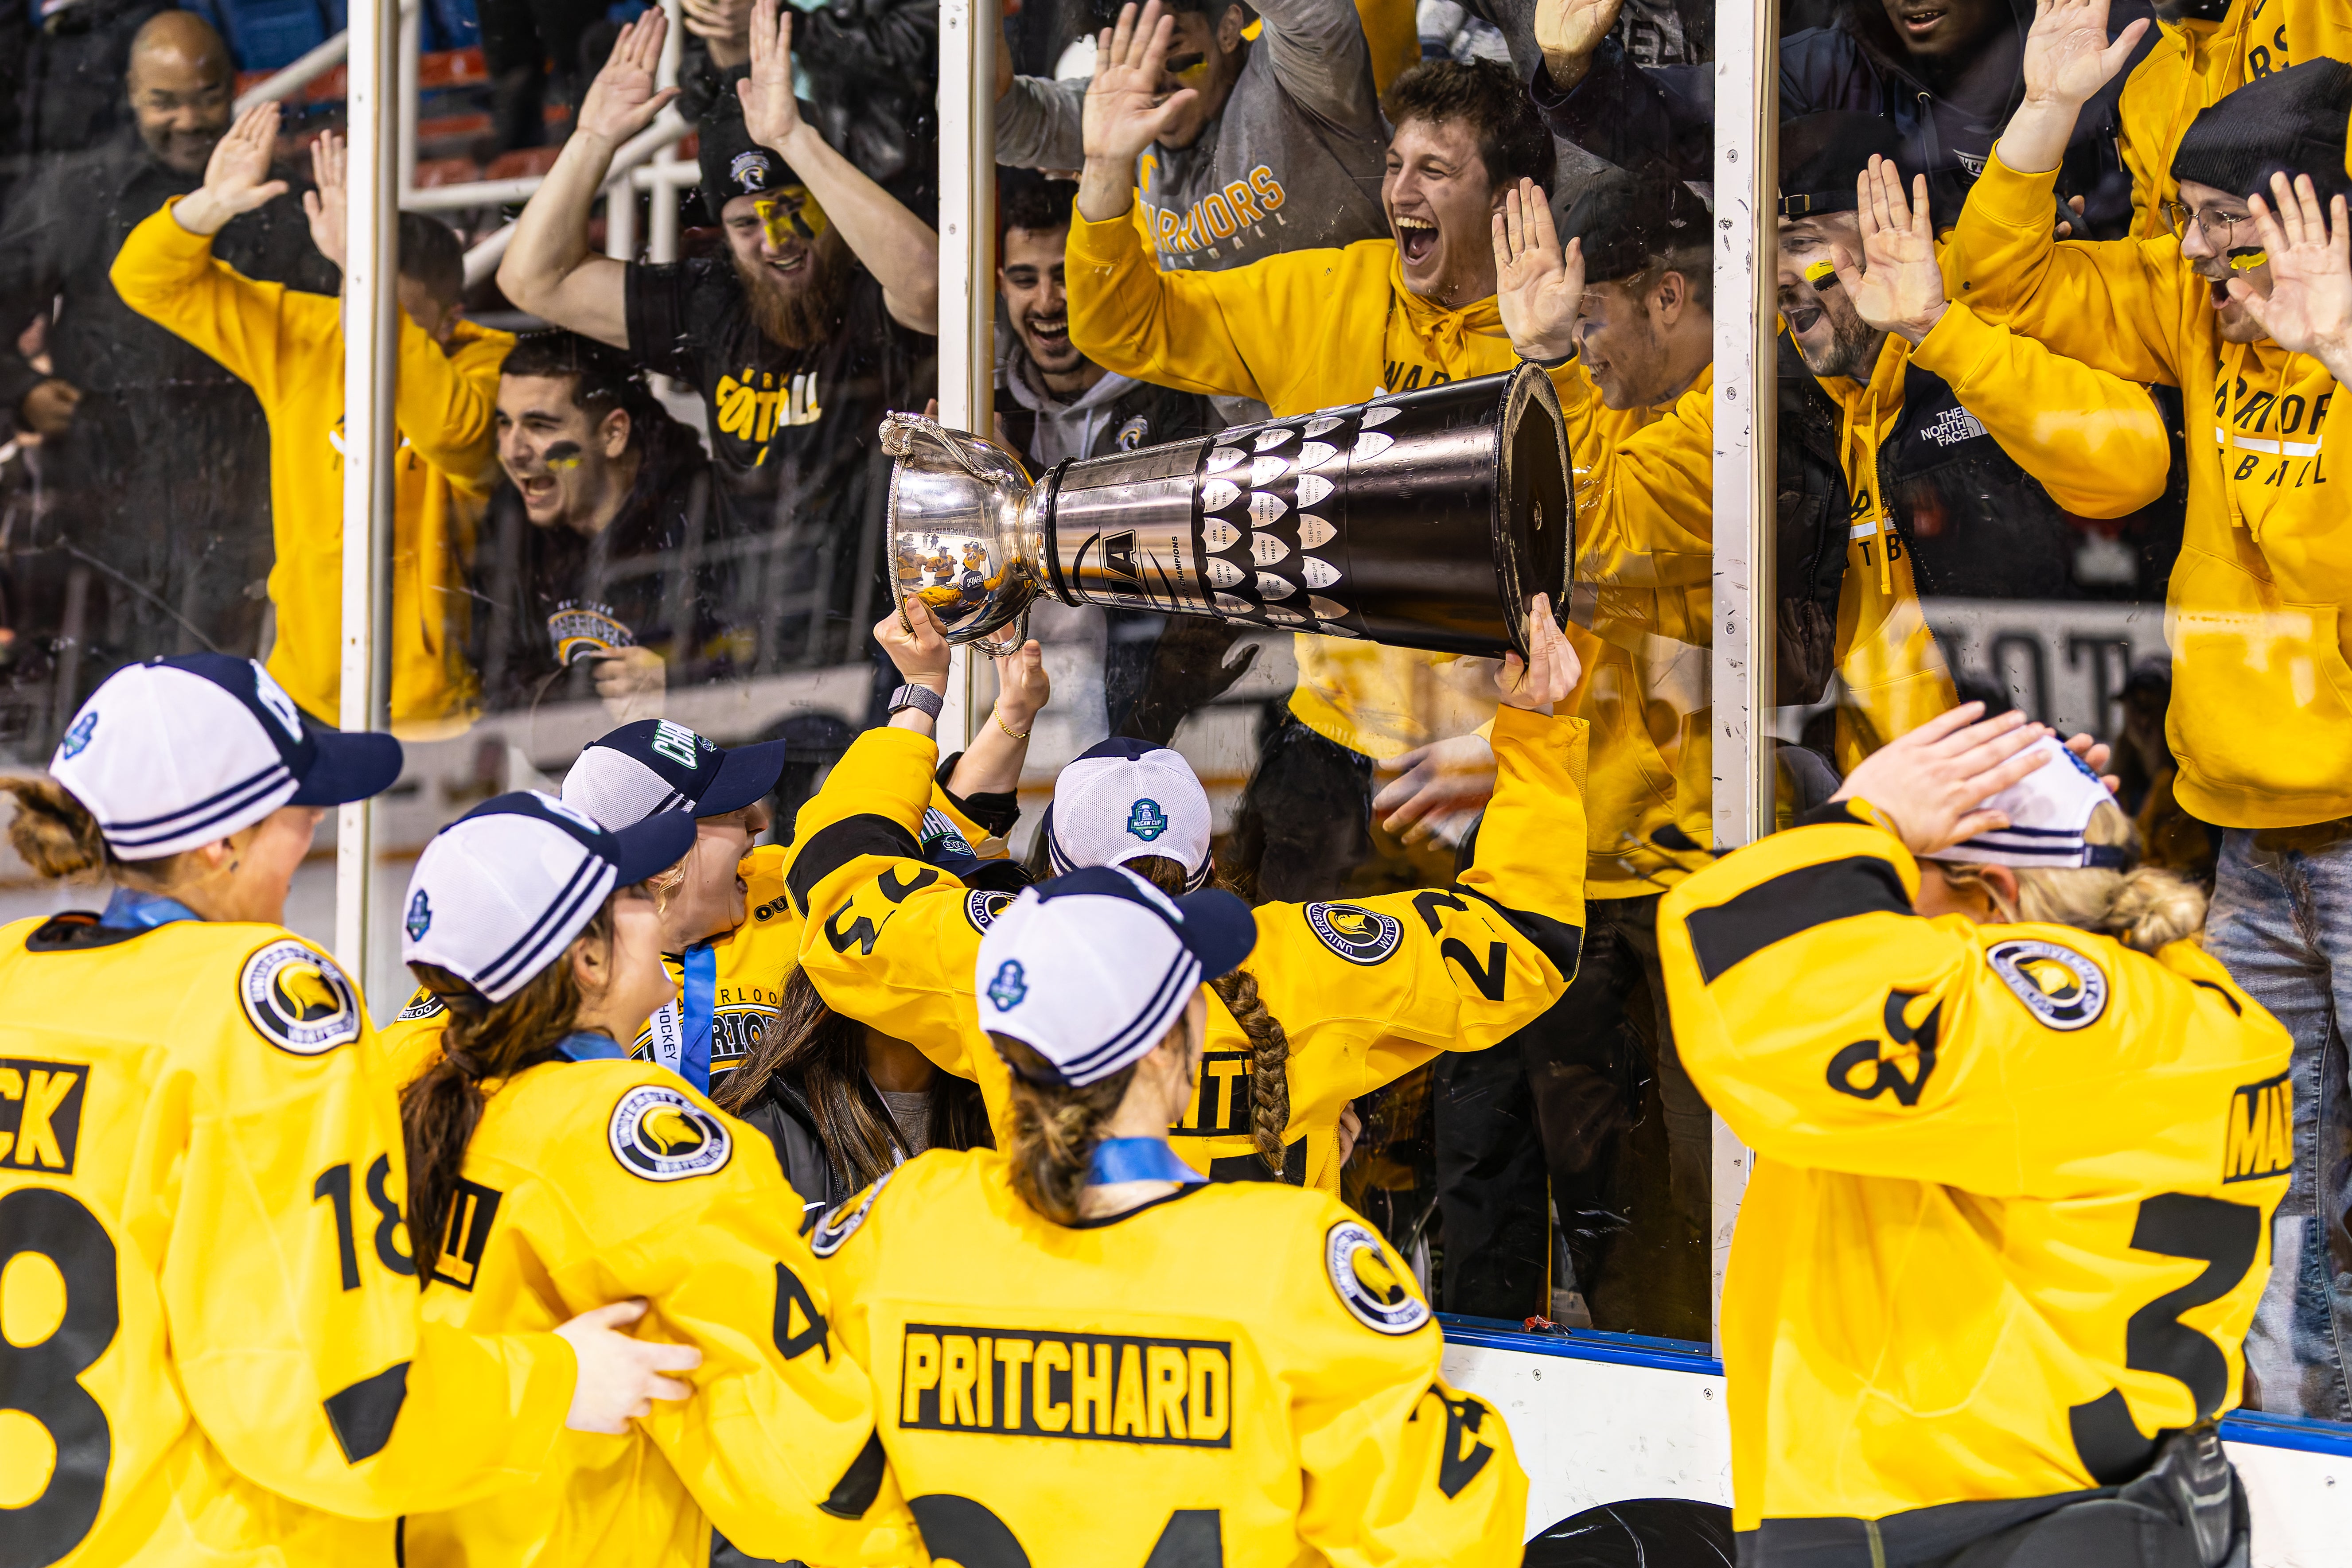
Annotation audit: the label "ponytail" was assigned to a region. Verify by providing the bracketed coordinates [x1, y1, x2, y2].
[1939, 803, 2208, 955]
[995, 1035, 1135, 1225]
[401, 899, 614, 1280]
[0, 775, 187, 886]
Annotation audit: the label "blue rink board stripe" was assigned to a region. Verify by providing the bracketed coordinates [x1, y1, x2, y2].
[1438, 1318, 2352, 1457]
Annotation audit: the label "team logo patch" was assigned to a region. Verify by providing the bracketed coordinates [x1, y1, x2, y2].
[1325, 1220, 1429, 1335]
[2224, 1069, 2293, 1183]
[1987, 939, 2109, 1031]
[1126, 798, 1169, 841]
[986, 959, 1028, 1012]
[249, 664, 305, 740]
[239, 941, 361, 1056]
[964, 889, 1013, 933]
[730, 149, 774, 191]
[548, 603, 633, 665]
[810, 1167, 894, 1257]
[58, 711, 96, 759]
[404, 889, 432, 942]
[922, 806, 977, 860]
[607, 1083, 732, 1182]
[394, 987, 447, 1023]
[1115, 415, 1152, 451]
[1305, 902, 1403, 965]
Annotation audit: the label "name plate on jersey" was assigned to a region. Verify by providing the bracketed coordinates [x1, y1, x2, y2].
[900, 1323, 1231, 1448]
[0, 1056, 89, 1175]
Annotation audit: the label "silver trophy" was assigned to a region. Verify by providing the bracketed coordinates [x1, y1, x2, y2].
[880, 364, 1572, 657]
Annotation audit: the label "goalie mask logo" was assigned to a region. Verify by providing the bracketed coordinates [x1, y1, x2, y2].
[1987, 939, 2108, 1031]
[1325, 1220, 1429, 1335]
[1305, 902, 1402, 965]
[607, 1084, 732, 1182]
[240, 941, 362, 1056]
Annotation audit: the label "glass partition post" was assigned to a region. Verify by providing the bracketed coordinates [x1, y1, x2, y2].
[936, 0, 997, 748]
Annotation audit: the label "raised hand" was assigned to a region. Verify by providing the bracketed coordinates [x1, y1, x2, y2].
[1491, 180, 1584, 363]
[1533, 0, 1625, 90]
[681, 0, 753, 67]
[1495, 593, 1581, 711]
[1082, 2, 1197, 167]
[736, 0, 805, 153]
[1836, 157, 1948, 344]
[174, 101, 289, 237]
[877, 595, 953, 687]
[2230, 172, 2352, 380]
[577, 11, 679, 145]
[301, 128, 347, 269]
[1374, 735, 1497, 844]
[2019, 0, 2147, 111]
[986, 633, 1052, 734]
[1829, 704, 2056, 856]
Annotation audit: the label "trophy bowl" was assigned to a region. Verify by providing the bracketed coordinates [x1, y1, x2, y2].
[882, 364, 1572, 658]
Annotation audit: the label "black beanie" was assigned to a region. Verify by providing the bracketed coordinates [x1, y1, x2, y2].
[1558, 171, 1713, 284]
[1777, 110, 1913, 219]
[697, 106, 798, 224]
[2171, 57, 2352, 210]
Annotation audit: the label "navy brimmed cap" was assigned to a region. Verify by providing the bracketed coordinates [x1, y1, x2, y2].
[1042, 736, 1213, 889]
[402, 790, 696, 1004]
[920, 806, 1031, 894]
[1935, 738, 2132, 872]
[975, 865, 1256, 1087]
[48, 653, 401, 860]
[1778, 110, 1912, 218]
[561, 718, 788, 829]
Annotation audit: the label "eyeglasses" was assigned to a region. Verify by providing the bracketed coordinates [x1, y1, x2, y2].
[2159, 199, 2255, 247]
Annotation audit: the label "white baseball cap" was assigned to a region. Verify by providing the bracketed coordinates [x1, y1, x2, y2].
[1937, 737, 2131, 870]
[561, 718, 790, 829]
[1042, 737, 1212, 889]
[402, 790, 696, 1003]
[975, 865, 1256, 1087]
[49, 654, 402, 860]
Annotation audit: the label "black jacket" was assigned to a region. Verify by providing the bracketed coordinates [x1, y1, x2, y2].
[8, 0, 168, 170]
[735, 1075, 850, 1218]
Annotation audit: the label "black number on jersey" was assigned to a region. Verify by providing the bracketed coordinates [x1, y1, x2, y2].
[2067, 1191, 2263, 1485]
[774, 1263, 829, 1361]
[366, 1155, 417, 1276]
[0, 1187, 118, 1567]
[313, 1163, 361, 1290]
[908, 1496, 1223, 1568]
[316, 1158, 417, 1289]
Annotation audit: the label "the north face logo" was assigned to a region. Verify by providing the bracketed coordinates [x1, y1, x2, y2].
[1127, 799, 1169, 841]
[1921, 407, 1988, 447]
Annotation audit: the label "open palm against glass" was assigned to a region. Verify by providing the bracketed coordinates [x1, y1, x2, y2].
[1835, 157, 1949, 345]
[2229, 172, 2352, 382]
[737, 0, 806, 152]
[1083, 1, 1198, 166]
[579, 11, 679, 144]
[1491, 179, 1582, 363]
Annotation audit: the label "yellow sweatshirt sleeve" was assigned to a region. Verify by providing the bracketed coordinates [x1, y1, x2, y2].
[395, 318, 506, 494]
[1907, 300, 2171, 519]
[1065, 206, 1312, 404]
[109, 198, 321, 406]
[1947, 151, 2187, 388]
[1560, 362, 1717, 588]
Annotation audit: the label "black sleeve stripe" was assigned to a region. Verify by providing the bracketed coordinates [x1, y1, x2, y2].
[2191, 978, 2244, 1016]
[1685, 856, 1912, 984]
[786, 816, 924, 918]
[324, 1360, 410, 1464]
[819, 1428, 889, 1518]
[1450, 886, 1584, 982]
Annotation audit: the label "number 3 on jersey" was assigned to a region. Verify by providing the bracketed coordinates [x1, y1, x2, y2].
[0, 1187, 119, 1568]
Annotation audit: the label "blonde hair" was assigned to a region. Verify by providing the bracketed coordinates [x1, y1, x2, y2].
[0, 776, 190, 887]
[1935, 802, 2206, 954]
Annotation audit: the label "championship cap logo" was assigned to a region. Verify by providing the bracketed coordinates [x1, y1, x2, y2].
[58, 711, 96, 759]
[607, 1083, 732, 1182]
[1306, 902, 1403, 965]
[405, 889, 432, 942]
[239, 940, 362, 1056]
[1126, 798, 1169, 841]
[1324, 1219, 1430, 1335]
[987, 958, 1028, 1012]
[1987, 939, 2109, 1031]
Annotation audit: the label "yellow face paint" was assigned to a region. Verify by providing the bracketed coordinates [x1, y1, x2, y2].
[1804, 258, 1840, 289]
[2227, 249, 2269, 272]
[756, 186, 829, 248]
[1164, 50, 1211, 88]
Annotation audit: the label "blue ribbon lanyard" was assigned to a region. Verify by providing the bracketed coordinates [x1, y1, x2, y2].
[1086, 1137, 1207, 1187]
[99, 887, 205, 930]
[678, 942, 717, 1094]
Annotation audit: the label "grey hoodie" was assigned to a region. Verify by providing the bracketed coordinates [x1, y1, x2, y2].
[999, 351, 1148, 469]
[994, 0, 1387, 272]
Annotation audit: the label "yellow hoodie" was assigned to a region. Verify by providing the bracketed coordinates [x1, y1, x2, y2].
[1954, 150, 2350, 829]
[1067, 208, 1556, 760]
[112, 202, 506, 736]
[2117, 0, 2352, 239]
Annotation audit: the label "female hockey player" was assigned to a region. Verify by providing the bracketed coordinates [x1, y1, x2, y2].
[1659, 704, 2292, 1568]
[809, 858, 1531, 1565]
[771, 595, 1588, 1191]
[391, 790, 921, 1567]
[0, 654, 691, 1566]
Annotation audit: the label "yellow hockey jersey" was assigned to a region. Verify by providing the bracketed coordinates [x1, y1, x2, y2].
[811, 1148, 1530, 1567]
[1656, 806, 2292, 1534]
[0, 913, 572, 1567]
[786, 712, 1586, 1191]
[401, 1045, 923, 1568]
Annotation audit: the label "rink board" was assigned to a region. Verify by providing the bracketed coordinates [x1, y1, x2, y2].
[1440, 1319, 2352, 1565]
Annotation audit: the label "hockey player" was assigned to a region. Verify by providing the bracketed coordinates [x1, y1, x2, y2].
[779, 595, 1585, 1191]
[809, 860, 1531, 1566]
[1658, 704, 2290, 1565]
[392, 791, 923, 1567]
[0, 655, 693, 1566]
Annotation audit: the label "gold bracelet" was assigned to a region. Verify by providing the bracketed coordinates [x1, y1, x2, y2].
[995, 711, 1032, 741]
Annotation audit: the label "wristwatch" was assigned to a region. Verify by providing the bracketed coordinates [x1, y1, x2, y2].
[888, 683, 945, 720]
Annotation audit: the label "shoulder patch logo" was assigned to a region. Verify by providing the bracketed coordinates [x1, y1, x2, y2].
[394, 988, 447, 1023]
[607, 1083, 733, 1182]
[986, 959, 1028, 1012]
[964, 889, 1013, 933]
[810, 1167, 894, 1257]
[404, 889, 432, 942]
[1306, 902, 1403, 965]
[58, 711, 96, 759]
[1126, 798, 1169, 841]
[1325, 1219, 1429, 1335]
[2224, 1069, 2292, 1184]
[240, 941, 361, 1056]
[1987, 938, 2109, 1031]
